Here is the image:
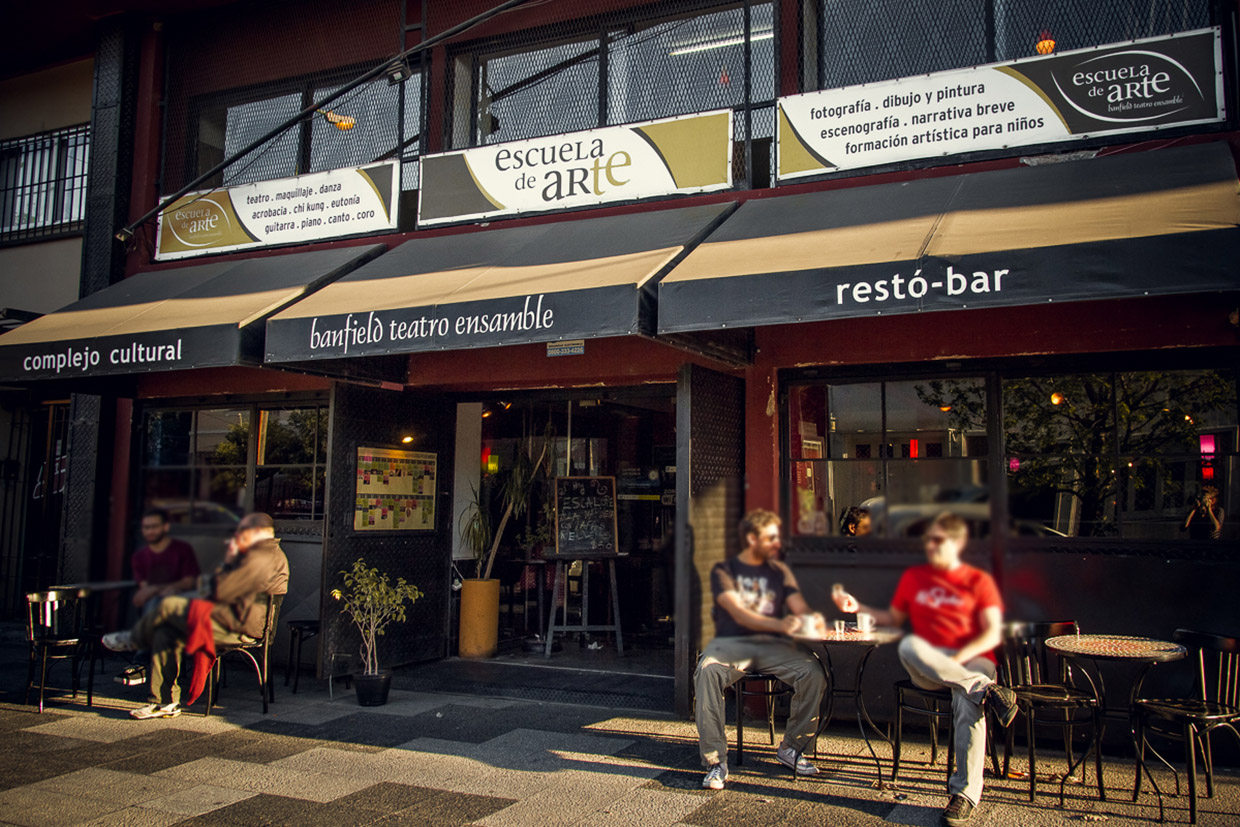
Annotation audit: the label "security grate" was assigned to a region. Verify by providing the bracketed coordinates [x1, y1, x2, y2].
[0, 124, 89, 245]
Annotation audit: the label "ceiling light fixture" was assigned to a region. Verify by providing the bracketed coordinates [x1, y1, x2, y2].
[670, 29, 773, 56]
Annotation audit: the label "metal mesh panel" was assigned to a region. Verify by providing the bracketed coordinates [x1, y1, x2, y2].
[161, 0, 418, 193]
[455, 0, 777, 184]
[321, 383, 455, 673]
[814, 0, 1214, 91]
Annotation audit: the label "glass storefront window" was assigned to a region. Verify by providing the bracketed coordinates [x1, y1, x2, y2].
[139, 402, 327, 527]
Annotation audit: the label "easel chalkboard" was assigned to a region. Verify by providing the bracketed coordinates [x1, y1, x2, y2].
[546, 476, 623, 657]
[553, 476, 619, 557]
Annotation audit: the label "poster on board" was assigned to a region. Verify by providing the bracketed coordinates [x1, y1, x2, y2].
[354, 447, 436, 531]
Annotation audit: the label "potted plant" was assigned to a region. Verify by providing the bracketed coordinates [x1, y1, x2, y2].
[331, 557, 423, 705]
[457, 428, 550, 658]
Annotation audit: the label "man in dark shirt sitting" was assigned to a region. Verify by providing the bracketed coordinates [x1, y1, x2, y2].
[104, 512, 289, 719]
[694, 509, 828, 790]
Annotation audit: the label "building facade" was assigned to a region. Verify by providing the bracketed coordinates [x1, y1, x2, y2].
[1, 0, 1237, 715]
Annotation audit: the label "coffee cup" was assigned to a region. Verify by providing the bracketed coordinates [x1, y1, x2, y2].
[856, 612, 875, 633]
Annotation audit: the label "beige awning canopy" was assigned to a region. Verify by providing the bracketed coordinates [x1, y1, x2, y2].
[264, 203, 732, 362]
[659, 142, 1240, 332]
[0, 245, 383, 380]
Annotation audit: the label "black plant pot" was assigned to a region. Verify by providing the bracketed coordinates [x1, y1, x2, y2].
[354, 670, 392, 706]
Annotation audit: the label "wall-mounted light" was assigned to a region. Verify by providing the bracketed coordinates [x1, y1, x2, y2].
[1050, 392, 1065, 406]
[1036, 30, 1056, 55]
[318, 109, 356, 131]
[385, 58, 413, 85]
[401, 435, 414, 444]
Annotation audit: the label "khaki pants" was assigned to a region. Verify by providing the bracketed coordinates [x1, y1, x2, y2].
[898, 634, 996, 806]
[694, 635, 827, 767]
[129, 596, 243, 706]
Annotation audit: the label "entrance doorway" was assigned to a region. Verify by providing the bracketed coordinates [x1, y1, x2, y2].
[463, 391, 677, 677]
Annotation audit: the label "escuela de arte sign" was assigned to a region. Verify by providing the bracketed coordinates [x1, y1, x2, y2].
[778, 27, 1224, 180]
[417, 109, 733, 226]
[154, 162, 399, 260]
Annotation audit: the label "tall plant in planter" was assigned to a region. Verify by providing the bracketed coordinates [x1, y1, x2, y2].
[457, 428, 551, 658]
[331, 558, 423, 705]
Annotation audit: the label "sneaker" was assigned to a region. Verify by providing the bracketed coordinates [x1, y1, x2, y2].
[776, 744, 820, 776]
[985, 683, 1019, 729]
[113, 665, 146, 686]
[942, 793, 974, 825]
[129, 702, 181, 720]
[102, 631, 138, 652]
[702, 762, 728, 790]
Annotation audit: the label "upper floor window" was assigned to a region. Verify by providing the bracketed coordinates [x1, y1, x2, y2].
[0, 124, 89, 244]
[192, 70, 424, 191]
[464, 2, 775, 147]
[816, 0, 1213, 90]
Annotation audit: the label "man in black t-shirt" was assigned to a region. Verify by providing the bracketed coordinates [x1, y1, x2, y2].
[694, 509, 828, 790]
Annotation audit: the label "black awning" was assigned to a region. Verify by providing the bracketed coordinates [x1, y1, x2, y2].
[0, 245, 383, 381]
[263, 203, 732, 362]
[659, 142, 1240, 333]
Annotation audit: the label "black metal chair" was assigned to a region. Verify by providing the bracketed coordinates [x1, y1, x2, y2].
[205, 593, 283, 715]
[1133, 629, 1240, 824]
[284, 618, 320, 694]
[892, 680, 955, 790]
[733, 670, 793, 766]
[998, 620, 1105, 805]
[25, 590, 97, 713]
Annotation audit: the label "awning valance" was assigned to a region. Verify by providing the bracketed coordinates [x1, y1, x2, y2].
[263, 203, 732, 362]
[0, 245, 384, 381]
[659, 142, 1240, 333]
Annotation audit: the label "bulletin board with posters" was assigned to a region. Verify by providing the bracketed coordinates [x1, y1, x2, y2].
[353, 446, 437, 531]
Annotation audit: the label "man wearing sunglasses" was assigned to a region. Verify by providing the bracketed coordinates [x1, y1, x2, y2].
[833, 512, 1017, 826]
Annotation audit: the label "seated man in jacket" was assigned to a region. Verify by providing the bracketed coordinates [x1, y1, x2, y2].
[104, 512, 289, 719]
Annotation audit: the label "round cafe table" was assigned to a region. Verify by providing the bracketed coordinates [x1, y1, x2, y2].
[794, 626, 904, 788]
[1044, 633, 1186, 810]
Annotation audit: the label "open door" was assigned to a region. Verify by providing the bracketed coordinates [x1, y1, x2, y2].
[674, 363, 745, 717]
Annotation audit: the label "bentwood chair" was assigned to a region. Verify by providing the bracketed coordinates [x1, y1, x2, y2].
[1133, 629, 1240, 824]
[733, 670, 794, 766]
[284, 618, 320, 694]
[25, 590, 97, 713]
[892, 677, 1003, 791]
[206, 594, 283, 715]
[998, 621, 1105, 805]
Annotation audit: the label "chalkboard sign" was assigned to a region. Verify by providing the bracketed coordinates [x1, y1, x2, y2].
[554, 476, 620, 557]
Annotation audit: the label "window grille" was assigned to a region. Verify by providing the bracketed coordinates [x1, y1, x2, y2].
[0, 124, 89, 244]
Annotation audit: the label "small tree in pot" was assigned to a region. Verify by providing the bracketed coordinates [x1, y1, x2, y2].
[331, 558, 423, 705]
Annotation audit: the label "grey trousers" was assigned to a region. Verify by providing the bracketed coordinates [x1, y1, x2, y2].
[898, 634, 996, 805]
[129, 596, 241, 706]
[694, 635, 827, 767]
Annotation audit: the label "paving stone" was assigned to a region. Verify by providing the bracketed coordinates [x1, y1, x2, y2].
[567, 787, 704, 827]
[0, 786, 128, 827]
[380, 790, 516, 827]
[268, 746, 408, 781]
[74, 806, 189, 827]
[137, 783, 258, 817]
[28, 767, 193, 806]
[154, 755, 374, 802]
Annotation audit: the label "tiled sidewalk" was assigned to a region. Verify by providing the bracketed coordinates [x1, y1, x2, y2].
[1, 657, 1237, 827]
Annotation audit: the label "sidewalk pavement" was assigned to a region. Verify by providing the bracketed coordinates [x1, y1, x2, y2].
[1, 644, 1237, 827]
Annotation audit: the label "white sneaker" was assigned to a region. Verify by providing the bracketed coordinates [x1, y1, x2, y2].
[702, 762, 728, 789]
[103, 631, 138, 652]
[776, 745, 820, 776]
[129, 702, 181, 720]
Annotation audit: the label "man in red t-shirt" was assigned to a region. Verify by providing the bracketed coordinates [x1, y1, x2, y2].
[834, 512, 1017, 826]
